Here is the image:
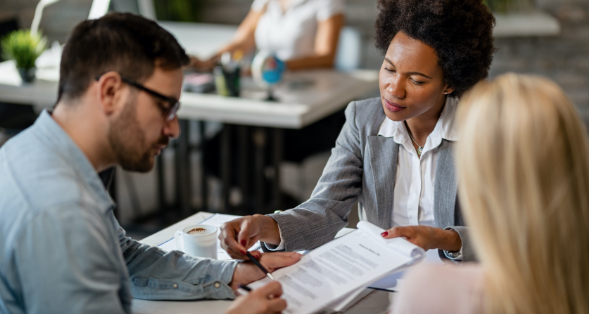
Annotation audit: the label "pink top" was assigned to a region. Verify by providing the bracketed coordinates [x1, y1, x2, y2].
[393, 263, 485, 314]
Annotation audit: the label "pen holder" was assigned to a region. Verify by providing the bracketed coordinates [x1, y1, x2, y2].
[214, 65, 240, 97]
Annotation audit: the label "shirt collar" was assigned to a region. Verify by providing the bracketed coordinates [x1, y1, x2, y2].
[378, 96, 459, 144]
[34, 110, 115, 212]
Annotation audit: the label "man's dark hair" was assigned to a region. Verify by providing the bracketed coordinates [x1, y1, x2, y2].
[58, 12, 189, 102]
[374, 0, 496, 96]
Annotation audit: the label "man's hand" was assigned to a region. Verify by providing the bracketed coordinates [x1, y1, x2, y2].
[225, 281, 286, 314]
[230, 252, 301, 292]
[220, 215, 281, 259]
[380, 226, 462, 252]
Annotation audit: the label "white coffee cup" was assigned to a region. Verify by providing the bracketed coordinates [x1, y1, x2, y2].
[174, 225, 218, 259]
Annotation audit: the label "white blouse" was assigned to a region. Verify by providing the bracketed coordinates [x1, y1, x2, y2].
[251, 0, 344, 61]
[377, 96, 459, 228]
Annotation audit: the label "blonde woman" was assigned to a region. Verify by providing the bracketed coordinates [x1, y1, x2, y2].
[393, 73, 589, 313]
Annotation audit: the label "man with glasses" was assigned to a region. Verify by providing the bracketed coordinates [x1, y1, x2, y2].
[0, 13, 299, 314]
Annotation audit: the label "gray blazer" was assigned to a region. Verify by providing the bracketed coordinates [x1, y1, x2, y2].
[268, 97, 475, 261]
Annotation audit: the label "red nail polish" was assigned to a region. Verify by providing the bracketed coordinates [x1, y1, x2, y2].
[240, 250, 247, 255]
[241, 239, 246, 246]
[381, 231, 388, 237]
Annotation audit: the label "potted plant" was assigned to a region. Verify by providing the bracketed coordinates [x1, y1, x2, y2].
[1, 30, 46, 83]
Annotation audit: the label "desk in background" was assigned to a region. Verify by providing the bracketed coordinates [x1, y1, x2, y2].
[0, 22, 379, 217]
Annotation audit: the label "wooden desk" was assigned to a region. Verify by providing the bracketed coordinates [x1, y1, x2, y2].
[133, 212, 393, 314]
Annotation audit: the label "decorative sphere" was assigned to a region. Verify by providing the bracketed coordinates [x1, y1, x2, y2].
[252, 50, 285, 87]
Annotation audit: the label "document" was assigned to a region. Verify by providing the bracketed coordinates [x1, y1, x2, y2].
[367, 245, 444, 292]
[248, 221, 425, 314]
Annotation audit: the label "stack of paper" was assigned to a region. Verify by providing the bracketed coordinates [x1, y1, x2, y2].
[247, 221, 425, 314]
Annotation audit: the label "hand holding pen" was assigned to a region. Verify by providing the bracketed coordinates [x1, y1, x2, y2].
[246, 251, 276, 281]
[225, 281, 287, 314]
[229, 251, 300, 293]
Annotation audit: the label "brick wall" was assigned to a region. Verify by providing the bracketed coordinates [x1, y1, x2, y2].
[490, 0, 589, 113]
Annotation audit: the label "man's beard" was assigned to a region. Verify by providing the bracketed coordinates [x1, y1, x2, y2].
[107, 96, 167, 172]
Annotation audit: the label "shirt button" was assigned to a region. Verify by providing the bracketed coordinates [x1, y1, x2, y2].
[173, 284, 178, 289]
[214, 282, 221, 288]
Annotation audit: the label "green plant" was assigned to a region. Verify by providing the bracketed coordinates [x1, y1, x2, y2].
[153, 0, 203, 22]
[1, 30, 46, 69]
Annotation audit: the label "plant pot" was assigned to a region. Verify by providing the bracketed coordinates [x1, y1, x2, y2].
[18, 67, 36, 83]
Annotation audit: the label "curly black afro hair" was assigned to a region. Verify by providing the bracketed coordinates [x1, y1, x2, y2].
[375, 0, 496, 96]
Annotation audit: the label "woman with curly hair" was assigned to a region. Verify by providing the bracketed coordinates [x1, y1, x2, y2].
[394, 74, 589, 313]
[218, 0, 495, 263]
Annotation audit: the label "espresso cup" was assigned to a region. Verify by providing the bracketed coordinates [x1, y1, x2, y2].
[174, 225, 218, 259]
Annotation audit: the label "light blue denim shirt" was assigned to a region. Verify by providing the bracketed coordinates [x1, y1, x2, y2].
[0, 110, 238, 314]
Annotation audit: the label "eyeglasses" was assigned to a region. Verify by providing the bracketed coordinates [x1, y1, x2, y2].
[95, 75, 180, 121]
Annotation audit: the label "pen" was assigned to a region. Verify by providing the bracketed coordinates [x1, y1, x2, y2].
[237, 284, 252, 295]
[245, 251, 276, 281]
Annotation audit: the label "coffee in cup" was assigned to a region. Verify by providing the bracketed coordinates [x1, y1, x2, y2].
[187, 227, 208, 235]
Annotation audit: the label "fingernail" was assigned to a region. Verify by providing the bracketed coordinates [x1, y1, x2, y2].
[240, 250, 247, 255]
[240, 239, 246, 246]
[381, 231, 388, 237]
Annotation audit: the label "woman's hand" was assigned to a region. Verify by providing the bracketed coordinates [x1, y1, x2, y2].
[230, 252, 301, 292]
[380, 226, 462, 252]
[225, 281, 287, 314]
[188, 55, 217, 71]
[219, 215, 282, 259]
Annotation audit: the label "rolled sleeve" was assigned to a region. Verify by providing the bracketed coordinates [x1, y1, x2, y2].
[117, 218, 238, 301]
[128, 251, 237, 300]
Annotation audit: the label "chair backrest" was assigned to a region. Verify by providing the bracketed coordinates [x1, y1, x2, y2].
[335, 26, 362, 71]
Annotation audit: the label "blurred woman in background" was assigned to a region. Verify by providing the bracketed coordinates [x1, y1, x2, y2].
[394, 73, 589, 313]
[190, 0, 344, 70]
[194, 0, 347, 201]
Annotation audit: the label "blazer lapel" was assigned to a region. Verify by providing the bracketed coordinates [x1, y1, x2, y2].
[433, 140, 458, 228]
[366, 136, 399, 230]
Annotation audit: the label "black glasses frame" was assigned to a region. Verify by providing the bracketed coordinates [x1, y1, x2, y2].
[95, 75, 180, 121]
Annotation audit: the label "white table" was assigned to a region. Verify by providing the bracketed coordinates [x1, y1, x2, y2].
[0, 62, 377, 129]
[133, 212, 393, 314]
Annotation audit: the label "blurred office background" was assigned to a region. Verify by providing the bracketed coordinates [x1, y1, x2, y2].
[0, 0, 587, 237]
[2, 0, 587, 107]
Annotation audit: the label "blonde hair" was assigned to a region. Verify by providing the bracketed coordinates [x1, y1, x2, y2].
[457, 73, 589, 314]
